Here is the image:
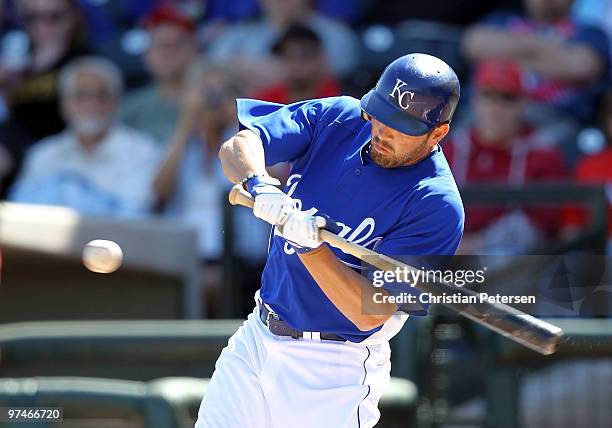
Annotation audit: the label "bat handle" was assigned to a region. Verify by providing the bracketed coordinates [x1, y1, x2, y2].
[229, 184, 255, 208]
[229, 184, 354, 249]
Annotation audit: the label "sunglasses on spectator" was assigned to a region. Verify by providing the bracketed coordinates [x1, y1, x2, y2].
[478, 90, 522, 103]
[24, 10, 70, 25]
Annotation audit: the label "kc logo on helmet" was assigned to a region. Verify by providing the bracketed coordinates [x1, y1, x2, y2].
[389, 78, 415, 110]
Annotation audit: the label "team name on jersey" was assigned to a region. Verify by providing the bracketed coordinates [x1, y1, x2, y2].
[389, 78, 415, 110]
[276, 175, 383, 263]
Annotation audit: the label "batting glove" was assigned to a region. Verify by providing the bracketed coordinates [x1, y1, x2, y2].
[245, 175, 295, 226]
[280, 212, 343, 253]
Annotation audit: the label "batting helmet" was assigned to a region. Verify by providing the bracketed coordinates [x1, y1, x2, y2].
[360, 53, 460, 136]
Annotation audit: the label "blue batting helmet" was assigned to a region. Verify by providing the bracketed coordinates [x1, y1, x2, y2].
[360, 53, 460, 136]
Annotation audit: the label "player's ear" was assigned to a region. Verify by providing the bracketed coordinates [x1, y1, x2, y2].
[427, 123, 450, 148]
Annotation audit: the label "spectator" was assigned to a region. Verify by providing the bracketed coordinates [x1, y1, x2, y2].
[119, 5, 198, 145]
[6, 0, 90, 141]
[154, 62, 270, 263]
[563, 88, 612, 249]
[9, 56, 160, 218]
[251, 24, 341, 104]
[462, 0, 610, 129]
[207, 0, 359, 92]
[154, 62, 271, 315]
[444, 59, 566, 254]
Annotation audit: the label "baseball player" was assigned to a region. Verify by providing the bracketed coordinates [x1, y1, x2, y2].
[195, 53, 464, 428]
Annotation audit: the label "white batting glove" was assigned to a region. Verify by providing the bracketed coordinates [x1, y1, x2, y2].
[279, 211, 327, 252]
[246, 176, 295, 226]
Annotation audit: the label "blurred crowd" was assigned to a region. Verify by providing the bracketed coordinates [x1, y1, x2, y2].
[1, 2, 610, 424]
[1, 0, 612, 279]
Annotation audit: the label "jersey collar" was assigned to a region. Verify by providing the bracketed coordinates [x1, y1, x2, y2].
[359, 141, 372, 165]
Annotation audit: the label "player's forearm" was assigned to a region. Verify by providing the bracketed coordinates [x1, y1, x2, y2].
[219, 129, 269, 184]
[298, 245, 396, 331]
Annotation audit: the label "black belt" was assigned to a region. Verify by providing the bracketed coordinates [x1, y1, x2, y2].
[258, 302, 345, 342]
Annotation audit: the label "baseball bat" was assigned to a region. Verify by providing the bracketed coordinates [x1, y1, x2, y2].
[228, 185, 563, 355]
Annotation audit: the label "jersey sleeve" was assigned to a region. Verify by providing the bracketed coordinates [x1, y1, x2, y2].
[236, 98, 323, 166]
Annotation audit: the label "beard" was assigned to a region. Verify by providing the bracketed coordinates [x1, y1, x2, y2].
[71, 114, 111, 137]
[370, 136, 430, 168]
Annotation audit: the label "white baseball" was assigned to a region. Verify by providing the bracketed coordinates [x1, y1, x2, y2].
[82, 240, 123, 274]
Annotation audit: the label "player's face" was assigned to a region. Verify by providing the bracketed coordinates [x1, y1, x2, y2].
[368, 117, 449, 168]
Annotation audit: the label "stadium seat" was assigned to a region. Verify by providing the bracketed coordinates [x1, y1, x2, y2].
[0, 320, 242, 381]
[0, 376, 179, 428]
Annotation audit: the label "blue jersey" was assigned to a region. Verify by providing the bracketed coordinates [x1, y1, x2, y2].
[237, 96, 464, 342]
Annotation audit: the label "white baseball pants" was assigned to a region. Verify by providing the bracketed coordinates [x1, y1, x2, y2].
[195, 306, 391, 428]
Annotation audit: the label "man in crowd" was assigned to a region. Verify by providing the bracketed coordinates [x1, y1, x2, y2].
[251, 24, 341, 104]
[9, 56, 160, 218]
[153, 62, 272, 316]
[445, 59, 566, 254]
[207, 0, 358, 92]
[6, 0, 90, 141]
[462, 0, 610, 158]
[120, 5, 197, 144]
[563, 88, 612, 254]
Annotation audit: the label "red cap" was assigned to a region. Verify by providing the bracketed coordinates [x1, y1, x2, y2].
[474, 59, 523, 94]
[143, 5, 195, 33]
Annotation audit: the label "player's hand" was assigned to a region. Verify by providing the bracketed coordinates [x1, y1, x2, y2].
[279, 211, 326, 251]
[280, 212, 343, 252]
[247, 176, 295, 226]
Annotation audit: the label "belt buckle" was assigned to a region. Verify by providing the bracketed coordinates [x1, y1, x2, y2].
[265, 309, 279, 328]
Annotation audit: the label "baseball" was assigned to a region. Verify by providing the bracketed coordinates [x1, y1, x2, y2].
[82, 239, 123, 274]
